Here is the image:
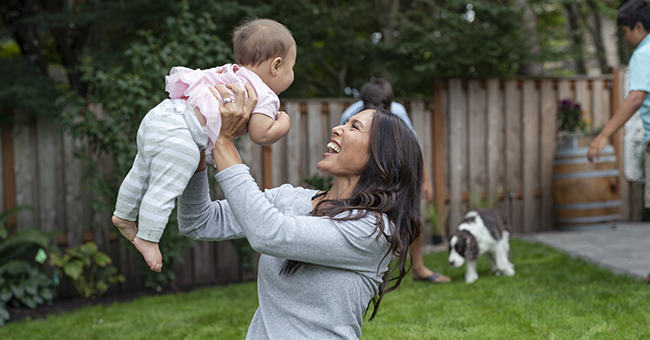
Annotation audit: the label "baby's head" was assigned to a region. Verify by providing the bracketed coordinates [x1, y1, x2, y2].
[233, 19, 296, 95]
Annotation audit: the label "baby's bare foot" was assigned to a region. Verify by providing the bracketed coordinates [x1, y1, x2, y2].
[133, 237, 163, 272]
[112, 215, 137, 241]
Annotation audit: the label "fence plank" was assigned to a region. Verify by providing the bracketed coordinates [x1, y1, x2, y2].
[591, 80, 605, 131]
[522, 80, 540, 233]
[13, 116, 37, 230]
[193, 241, 216, 284]
[448, 79, 467, 231]
[329, 102, 344, 131]
[0, 125, 4, 214]
[216, 241, 240, 283]
[271, 135, 286, 187]
[307, 102, 323, 178]
[36, 117, 64, 235]
[504, 80, 522, 233]
[486, 80, 505, 212]
[540, 80, 556, 231]
[285, 102, 303, 186]
[558, 80, 571, 101]
[411, 100, 433, 182]
[62, 133, 84, 247]
[575, 80, 589, 126]
[468, 80, 487, 205]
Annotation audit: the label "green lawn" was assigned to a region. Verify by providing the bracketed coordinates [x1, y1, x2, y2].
[1, 239, 649, 339]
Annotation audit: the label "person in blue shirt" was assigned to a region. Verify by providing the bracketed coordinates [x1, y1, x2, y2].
[340, 78, 451, 283]
[586, 0, 650, 283]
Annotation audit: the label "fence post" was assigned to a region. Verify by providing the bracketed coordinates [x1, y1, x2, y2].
[432, 82, 448, 240]
[611, 68, 630, 220]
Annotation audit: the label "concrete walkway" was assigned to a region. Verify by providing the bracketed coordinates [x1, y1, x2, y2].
[520, 222, 650, 280]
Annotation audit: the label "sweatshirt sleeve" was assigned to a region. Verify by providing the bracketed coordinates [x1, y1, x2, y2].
[177, 168, 245, 241]
[216, 164, 391, 274]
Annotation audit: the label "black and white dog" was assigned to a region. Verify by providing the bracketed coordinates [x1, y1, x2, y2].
[448, 209, 515, 283]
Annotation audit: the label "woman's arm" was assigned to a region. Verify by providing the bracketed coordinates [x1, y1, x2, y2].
[177, 168, 245, 241]
[217, 165, 390, 276]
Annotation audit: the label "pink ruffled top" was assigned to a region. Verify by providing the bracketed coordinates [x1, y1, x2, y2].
[165, 64, 280, 154]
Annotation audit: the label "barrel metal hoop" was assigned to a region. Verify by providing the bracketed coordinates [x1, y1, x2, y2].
[557, 222, 617, 231]
[554, 200, 621, 210]
[555, 214, 620, 224]
[552, 169, 619, 179]
[553, 156, 617, 165]
[554, 145, 615, 158]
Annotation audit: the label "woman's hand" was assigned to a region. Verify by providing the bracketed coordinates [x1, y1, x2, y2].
[208, 83, 258, 172]
[209, 83, 258, 142]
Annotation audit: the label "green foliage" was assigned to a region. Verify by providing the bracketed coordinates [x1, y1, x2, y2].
[0, 57, 64, 127]
[0, 260, 54, 326]
[469, 188, 503, 210]
[0, 206, 54, 267]
[422, 202, 448, 235]
[0, 206, 57, 326]
[49, 242, 125, 300]
[304, 174, 334, 192]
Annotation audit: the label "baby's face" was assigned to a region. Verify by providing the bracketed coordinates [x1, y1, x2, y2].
[267, 45, 296, 95]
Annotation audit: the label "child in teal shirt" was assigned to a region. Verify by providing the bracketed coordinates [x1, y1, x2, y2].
[587, 0, 650, 283]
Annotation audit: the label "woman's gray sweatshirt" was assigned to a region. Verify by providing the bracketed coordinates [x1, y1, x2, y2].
[177, 164, 391, 340]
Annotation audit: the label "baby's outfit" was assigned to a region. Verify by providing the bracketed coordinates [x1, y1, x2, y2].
[113, 64, 279, 242]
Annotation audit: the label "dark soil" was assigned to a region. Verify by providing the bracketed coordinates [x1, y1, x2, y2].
[5, 284, 216, 325]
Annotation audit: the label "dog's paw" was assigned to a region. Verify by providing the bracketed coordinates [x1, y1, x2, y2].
[465, 273, 479, 284]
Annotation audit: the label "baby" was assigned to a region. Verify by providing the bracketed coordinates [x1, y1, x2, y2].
[111, 19, 296, 271]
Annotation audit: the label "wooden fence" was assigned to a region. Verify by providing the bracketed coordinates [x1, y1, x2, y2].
[0, 70, 629, 292]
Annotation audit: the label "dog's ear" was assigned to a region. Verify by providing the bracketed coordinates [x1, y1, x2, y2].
[465, 233, 479, 261]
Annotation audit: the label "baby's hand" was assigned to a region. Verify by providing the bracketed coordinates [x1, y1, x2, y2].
[276, 111, 290, 125]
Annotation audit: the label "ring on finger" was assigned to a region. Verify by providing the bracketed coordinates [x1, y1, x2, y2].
[222, 98, 233, 104]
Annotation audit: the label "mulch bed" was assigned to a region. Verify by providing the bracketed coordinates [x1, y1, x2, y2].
[5, 283, 217, 325]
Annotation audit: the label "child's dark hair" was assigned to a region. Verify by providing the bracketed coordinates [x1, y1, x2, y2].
[360, 78, 394, 111]
[617, 0, 650, 31]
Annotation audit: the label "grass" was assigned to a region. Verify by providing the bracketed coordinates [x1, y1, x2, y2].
[1, 238, 649, 339]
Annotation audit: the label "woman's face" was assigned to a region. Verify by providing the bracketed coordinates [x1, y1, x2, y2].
[317, 109, 373, 179]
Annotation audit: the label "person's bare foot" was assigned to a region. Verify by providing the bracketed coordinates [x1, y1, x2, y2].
[132, 237, 163, 272]
[112, 215, 137, 241]
[644, 273, 649, 284]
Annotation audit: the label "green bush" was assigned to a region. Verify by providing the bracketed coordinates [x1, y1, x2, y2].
[0, 260, 54, 326]
[0, 206, 57, 326]
[49, 242, 125, 300]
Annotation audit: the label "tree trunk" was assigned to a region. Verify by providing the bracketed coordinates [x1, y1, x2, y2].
[564, 3, 587, 75]
[584, 0, 610, 74]
[513, 0, 544, 76]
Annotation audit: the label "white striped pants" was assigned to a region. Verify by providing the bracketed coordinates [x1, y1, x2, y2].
[114, 99, 208, 242]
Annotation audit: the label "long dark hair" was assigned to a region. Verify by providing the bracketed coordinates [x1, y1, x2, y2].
[280, 107, 424, 320]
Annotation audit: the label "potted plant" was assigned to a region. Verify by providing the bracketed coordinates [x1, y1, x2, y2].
[422, 202, 448, 245]
[557, 99, 590, 137]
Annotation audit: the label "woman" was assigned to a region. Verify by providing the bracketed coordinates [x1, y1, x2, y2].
[177, 83, 424, 339]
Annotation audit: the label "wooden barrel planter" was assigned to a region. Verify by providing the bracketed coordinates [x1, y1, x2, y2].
[552, 135, 620, 231]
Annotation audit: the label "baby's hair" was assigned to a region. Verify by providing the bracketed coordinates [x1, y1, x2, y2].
[617, 0, 650, 31]
[233, 18, 296, 67]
